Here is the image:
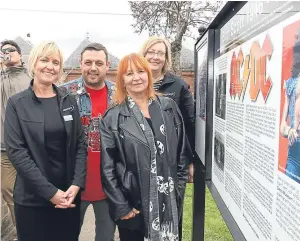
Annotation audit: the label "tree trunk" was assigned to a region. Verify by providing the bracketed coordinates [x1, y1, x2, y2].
[170, 2, 191, 76]
[171, 40, 182, 76]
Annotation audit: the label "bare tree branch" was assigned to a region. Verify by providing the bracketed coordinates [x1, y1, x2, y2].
[129, 1, 222, 74]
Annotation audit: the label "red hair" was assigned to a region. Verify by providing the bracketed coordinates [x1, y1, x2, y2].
[114, 53, 156, 104]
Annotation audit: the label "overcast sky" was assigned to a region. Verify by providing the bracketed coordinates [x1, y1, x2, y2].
[0, 0, 198, 60]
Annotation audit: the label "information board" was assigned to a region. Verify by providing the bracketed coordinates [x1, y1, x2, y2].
[211, 9, 300, 241]
[195, 32, 209, 165]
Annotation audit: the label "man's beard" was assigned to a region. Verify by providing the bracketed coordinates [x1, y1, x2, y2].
[83, 76, 105, 88]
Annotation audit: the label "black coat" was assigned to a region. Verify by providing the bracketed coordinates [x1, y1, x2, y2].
[100, 96, 192, 230]
[4, 81, 87, 207]
[157, 72, 195, 159]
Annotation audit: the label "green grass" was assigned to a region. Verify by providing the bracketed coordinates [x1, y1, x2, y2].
[182, 184, 234, 241]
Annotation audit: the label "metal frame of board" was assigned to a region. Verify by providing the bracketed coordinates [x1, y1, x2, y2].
[192, 2, 247, 241]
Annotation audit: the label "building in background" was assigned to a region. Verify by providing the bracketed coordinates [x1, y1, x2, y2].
[62, 37, 195, 93]
[14, 36, 33, 66]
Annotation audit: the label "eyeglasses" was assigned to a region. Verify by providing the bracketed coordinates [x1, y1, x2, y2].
[1, 47, 17, 54]
[146, 51, 166, 58]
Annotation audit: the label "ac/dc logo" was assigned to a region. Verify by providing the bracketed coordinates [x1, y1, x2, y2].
[230, 34, 273, 102]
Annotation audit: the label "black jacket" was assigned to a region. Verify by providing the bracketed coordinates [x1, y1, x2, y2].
[4, 81, 87, 207]
[157, 72, 195, 158]
[100, 96, 192, 229]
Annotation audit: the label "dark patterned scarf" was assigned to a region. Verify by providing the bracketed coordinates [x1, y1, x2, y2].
[126, 96, 179, 241]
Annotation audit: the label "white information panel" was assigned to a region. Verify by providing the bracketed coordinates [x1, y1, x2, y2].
[195, 33, 208, 165]
[212, 13, 300, 241]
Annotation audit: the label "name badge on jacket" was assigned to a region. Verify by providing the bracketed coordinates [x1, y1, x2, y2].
[63, 115, 73, 121]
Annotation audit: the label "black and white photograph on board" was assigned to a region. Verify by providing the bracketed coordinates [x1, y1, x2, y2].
[197, 46, 208, 120]
[214, 131, 225, 171]
[215, 73, 227, 119]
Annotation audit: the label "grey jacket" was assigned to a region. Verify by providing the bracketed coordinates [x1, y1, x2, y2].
[1, 66, 31, 151]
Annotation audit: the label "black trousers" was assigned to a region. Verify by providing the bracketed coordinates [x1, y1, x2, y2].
[15, 203, 80, 241]
[177, 195, 184, 241]
[179, 218, 183, 241]
[118, 227, 144, 241]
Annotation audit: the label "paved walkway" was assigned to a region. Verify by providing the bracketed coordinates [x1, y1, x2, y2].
[79, 206, 119, 241]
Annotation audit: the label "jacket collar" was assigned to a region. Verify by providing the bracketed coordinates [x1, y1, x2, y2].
[160, 72, 175, 86]
[28, 79, 68, 101]
[74, 76, 114, 95]
[3, 65, 28, 75]
[118, 95, 174, 149]
[119, 95, 172, 117]
[119, 101, 131, 117]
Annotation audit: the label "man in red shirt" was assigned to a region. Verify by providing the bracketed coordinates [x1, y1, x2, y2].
[60, 43, 115, 241]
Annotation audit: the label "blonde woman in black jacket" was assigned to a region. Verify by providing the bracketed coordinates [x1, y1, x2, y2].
[139, 36, 195, 169]
[4, 41, 87, 241]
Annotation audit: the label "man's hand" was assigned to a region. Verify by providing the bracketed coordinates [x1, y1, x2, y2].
[0, 52, 4, 64]
[188, 164, 194, 183]
[0, 52, 5, 65]
[0, 53, 8, 71]
[55, 185, 80, 209]
[120, 208, 140, 220]
[288, 128, 298, 146]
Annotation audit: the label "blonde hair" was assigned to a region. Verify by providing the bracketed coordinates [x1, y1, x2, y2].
[114, 53, 156, 104]
[139, 36, 172, 75]
[27, 41, 64, 78]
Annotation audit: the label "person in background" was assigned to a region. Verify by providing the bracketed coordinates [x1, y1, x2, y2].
[140, 36, 195, 241]
[280, 31, 300, 184]
[1, 39, 31, 241]
[4, 41, 87, 241]
[100, 53, 192, 241]
[60, 43, 116, 241]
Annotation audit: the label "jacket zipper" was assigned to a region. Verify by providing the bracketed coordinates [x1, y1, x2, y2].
[121, 129, 151, 150]
[59, 95, 71, 184]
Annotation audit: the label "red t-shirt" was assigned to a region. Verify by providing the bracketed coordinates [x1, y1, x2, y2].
[81, 85, 108, 201]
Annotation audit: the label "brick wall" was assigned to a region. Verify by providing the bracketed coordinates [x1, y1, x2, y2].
[181, 71, 195, 95]
[63, 69, 195, 94]
[63, 69, 117, 83]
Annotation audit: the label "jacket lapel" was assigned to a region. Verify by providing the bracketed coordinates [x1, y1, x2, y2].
[61, 107, 73, 146]
[57, 89, 74, 183]
[55, 85, 73, 148]
[119, 103, 149, 147]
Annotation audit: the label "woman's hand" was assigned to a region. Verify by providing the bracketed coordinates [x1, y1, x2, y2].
[288, 128, 298, 146]
[188, 164, 194, 183]
[55, 185, 80, 209]
[50, 189, 66, 206]
[120, 208, 140, 220]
